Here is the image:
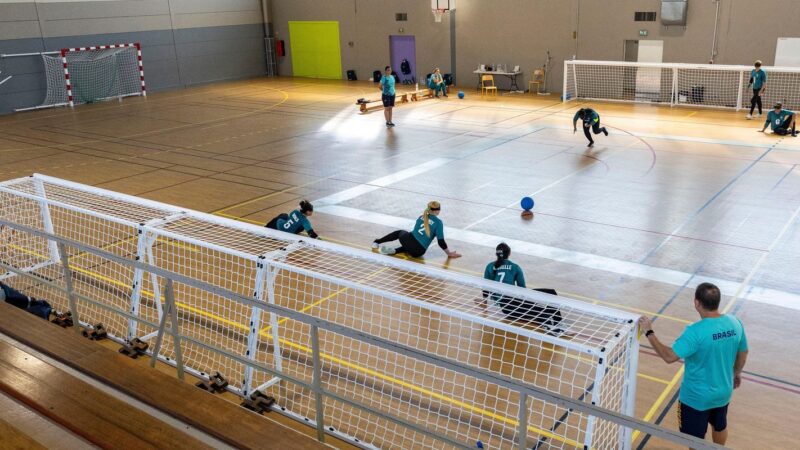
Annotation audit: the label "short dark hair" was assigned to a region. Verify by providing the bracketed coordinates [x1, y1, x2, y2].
[577, 108, 586, 118]
[695, 282, 721, 310]
[385, 65, 391, 71]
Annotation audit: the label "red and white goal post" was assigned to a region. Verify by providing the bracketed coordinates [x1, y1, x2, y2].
[563, 60, 800, 111]
[25, 42, 146, 110]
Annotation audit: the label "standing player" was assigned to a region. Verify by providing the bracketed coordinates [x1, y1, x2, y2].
[265, 200, 319, 239]
[379, 65, 396, 127]
[758, 102, 797, 136]
[746, 60, 767, 120]
[573, 107, 608, 147]
[372, 201, 461, 258]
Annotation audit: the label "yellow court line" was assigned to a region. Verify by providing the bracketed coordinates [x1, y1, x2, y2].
[212, 177, 330, 215]
[278, 337, 585, 449]
[631, 366, 684, 443]
[62, 260, 582, 447]
[686, 111, 698, 118]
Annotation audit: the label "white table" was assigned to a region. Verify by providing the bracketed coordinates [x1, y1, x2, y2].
[473, 69, 523, 91]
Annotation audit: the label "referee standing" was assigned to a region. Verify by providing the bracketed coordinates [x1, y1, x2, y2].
[638, 283, 748, 446]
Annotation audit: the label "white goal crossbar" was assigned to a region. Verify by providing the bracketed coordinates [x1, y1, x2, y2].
[0, 174, 651, 449]
[564, 60, 800, 111]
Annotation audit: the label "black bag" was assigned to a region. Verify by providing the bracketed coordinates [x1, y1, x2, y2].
[373, 70, 382, 82]
[443, 73, 454, 85]
[346, 70, 357, 81]
[400, 59, 411, 75]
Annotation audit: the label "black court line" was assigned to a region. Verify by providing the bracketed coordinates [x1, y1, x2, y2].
[635, 391, 681, 450]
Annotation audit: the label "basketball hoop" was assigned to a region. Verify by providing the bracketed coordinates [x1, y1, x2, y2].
[431, 0, 453, 23]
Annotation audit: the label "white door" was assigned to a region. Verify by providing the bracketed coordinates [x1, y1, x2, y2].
[775, 38, 800, 67]
[635, 40, 664, 102]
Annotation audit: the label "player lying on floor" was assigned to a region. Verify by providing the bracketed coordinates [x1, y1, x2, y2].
[0, 282, 52, 320]
[759, 102, 797, 136]
[265, 200, 319, 239]
[481, 243, 565, 335]
[372, 201, 461, 258]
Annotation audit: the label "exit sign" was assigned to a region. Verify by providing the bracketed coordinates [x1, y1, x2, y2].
[639, 30, 648, 36]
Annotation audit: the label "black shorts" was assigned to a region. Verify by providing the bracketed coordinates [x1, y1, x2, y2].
[382, 94, 395, 107]
[677, 401, 728, 439]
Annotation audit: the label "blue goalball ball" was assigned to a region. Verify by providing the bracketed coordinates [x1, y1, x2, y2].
[458, 91, 465, 99]
[520, 196, 534, 211]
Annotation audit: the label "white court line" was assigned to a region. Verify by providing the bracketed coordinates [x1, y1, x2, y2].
[314, 158, 454, 207]
[316, 204, 800, 312]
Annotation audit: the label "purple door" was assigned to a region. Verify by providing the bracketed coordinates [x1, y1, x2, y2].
[390, 35, 416, 84]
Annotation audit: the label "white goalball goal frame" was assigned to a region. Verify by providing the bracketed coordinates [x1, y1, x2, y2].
[0, 174, 721, 450]
[563, 60, 800, 111]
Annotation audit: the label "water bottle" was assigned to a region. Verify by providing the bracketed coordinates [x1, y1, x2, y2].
[415, 82, 419, 91]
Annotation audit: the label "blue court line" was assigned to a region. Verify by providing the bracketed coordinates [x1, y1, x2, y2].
[640, 145, 776, 263]
[650, 264, 704, 325]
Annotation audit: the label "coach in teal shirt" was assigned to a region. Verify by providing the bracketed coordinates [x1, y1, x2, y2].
[638, 283, 748, 445]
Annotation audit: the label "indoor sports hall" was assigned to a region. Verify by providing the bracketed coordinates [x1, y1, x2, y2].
[0, 1, 798, 449]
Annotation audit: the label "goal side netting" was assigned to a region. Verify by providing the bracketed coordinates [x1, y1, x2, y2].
[38, 43, 145, 109]
[563, 60, 800, 111]
[0, 174, 641, 450]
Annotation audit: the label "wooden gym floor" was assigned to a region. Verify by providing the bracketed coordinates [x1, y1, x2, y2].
[1, 77, 799, 449]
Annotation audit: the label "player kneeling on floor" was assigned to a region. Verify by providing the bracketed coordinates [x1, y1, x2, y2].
[265, 200, 319, 239]
[481, 243, 564, 335]
[759, 102, 797, 136]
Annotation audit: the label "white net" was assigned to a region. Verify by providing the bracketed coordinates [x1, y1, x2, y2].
[38, 45, 142, 109]
[564, 60, 800, 111]
[0, 175, 640, 450]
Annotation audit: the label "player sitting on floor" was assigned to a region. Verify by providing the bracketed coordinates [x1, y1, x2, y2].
[1, 282, 52, 320]
[573, 107, 608, 147]
[759, 102, 797, 136]
[372, 201, 461, 258]
[482, 243, 564, 335]
[265, 200, 319, 239]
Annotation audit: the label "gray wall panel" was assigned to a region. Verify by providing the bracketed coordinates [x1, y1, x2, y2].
[1, 23, 266, 115]
[38, 1, 170, 21]
[0, 2, 39, 21]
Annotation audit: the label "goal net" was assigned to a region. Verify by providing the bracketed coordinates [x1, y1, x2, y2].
[564, 60, 800, 111]
[38, 43, 145, 109]
[0, 174, 641, 450]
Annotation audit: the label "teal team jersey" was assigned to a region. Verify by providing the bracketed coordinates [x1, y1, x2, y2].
[380, 75, 396, 96]
[750, 69, 767, 90]
[672, 315, 748, 411]
[276, 209, 312, 235]
[573, 109, 599, 125]
[483, 260, 526, 288]
[766, 109, 794, 130]
[411, 214, 444, 249]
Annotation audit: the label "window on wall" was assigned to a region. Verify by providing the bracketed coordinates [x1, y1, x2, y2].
[395, 13, 408, 21]
[634, 12, 657, 22]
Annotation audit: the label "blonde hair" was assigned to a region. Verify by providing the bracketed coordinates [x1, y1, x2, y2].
[423, 201, 440, 237]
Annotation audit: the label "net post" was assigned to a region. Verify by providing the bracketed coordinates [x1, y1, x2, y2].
[562, 60, 569, 102]
[584, 348, 607, 450]
[134, 42, 146, 97]
[736, 70, 744, 111]
[56, 242, 83, 336]
[671, 68, 678, 107]
[619, 323, 640, 450]
[242, 257, 268, 397]
[516, 392, 528, 450]
[310, 324, 325, 443]
[33, 178, 61, 264]
[265, 263, 284, 372]
[127, 225, 151, 342]
[164, 278, 185, 380]
[572, 61, 579, 99]
[60, 48, 73, 107]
